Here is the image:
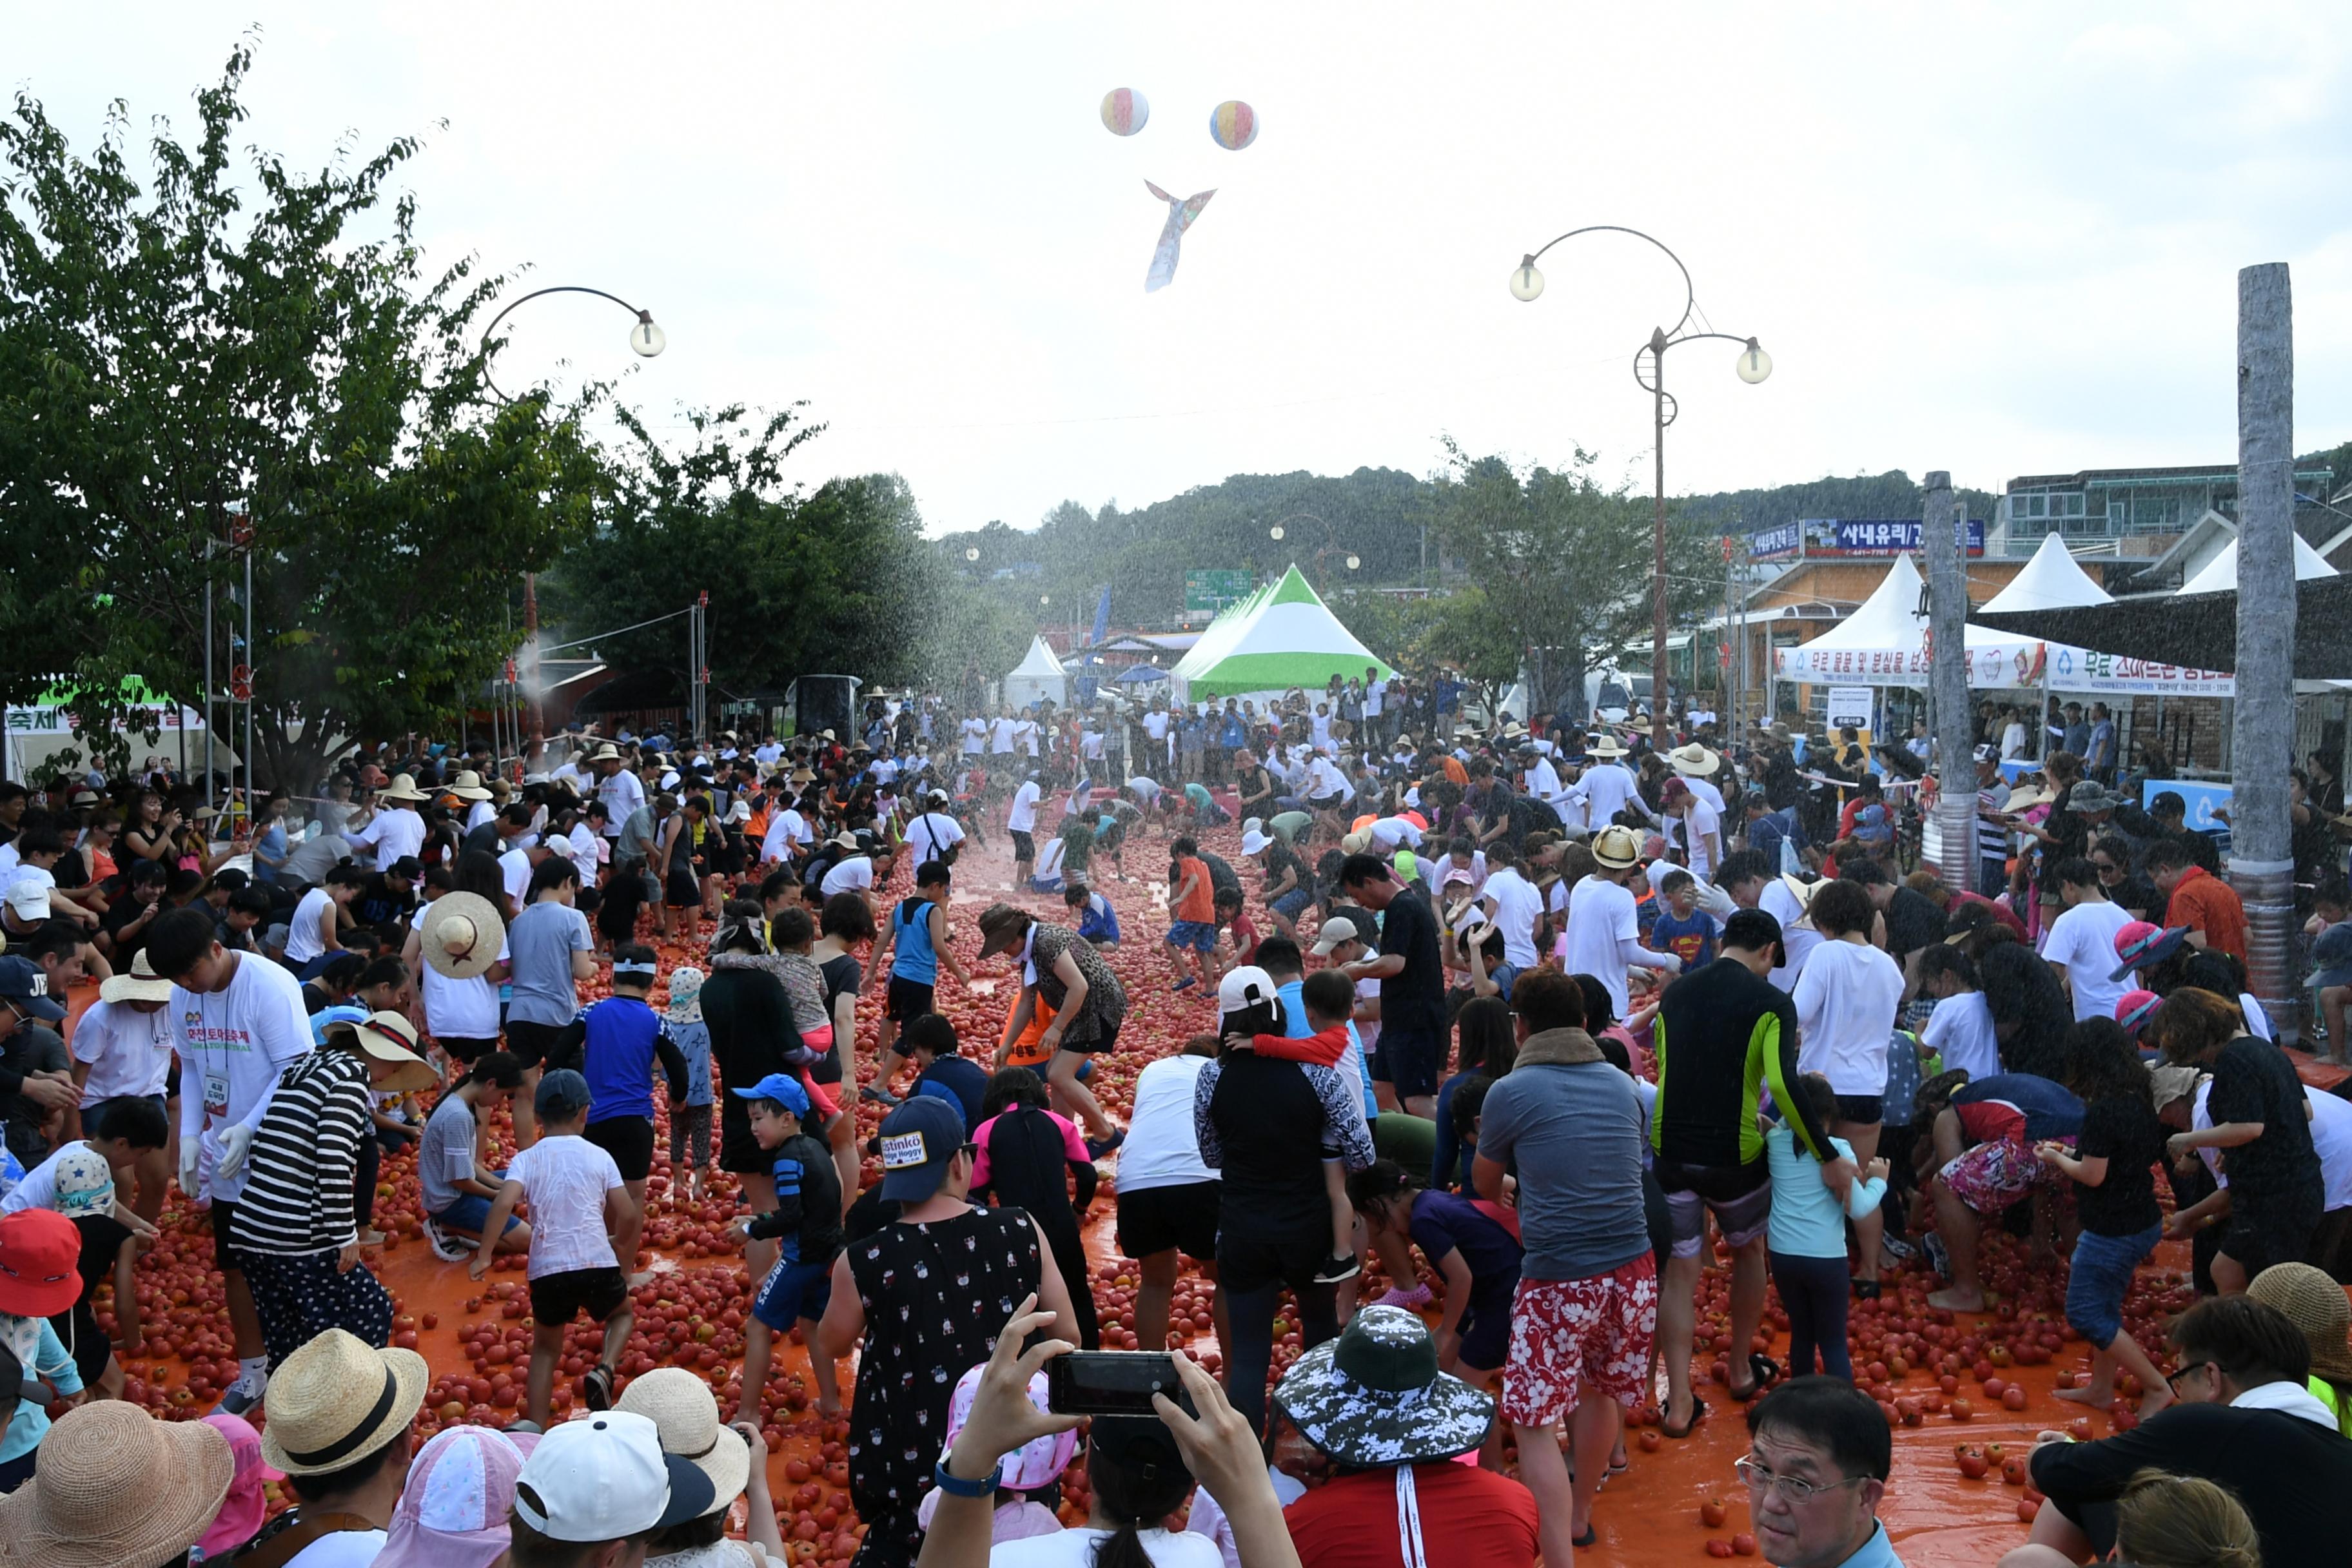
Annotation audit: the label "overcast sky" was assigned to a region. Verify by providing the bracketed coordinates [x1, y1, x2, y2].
[12, 5, 2351, 534]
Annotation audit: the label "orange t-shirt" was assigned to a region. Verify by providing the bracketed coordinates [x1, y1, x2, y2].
[2166, 865, 2248, 961]
[1172, 856, 1215, 923]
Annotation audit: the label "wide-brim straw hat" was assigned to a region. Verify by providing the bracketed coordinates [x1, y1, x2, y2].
[2003, 784, 2055, 812]
[617, 1367, 751, 1507]
[377, 772, 431, 803]
[420, 892, 505, 980]
[1779, 871, 1825, 910]
[322, 1009, 440, 1094]
[448, 770, 494, 803]
[1667, 742, 1721, 776]
[590, 744, 622, 762]
[259, 1328, 428, 1476]
[1586, 736, 1630, 758]
[0, 1402, 234, 1568]
[2246, 1262, 2352, 1384]
[1591, 824, 1643, 870]
[99, 948, 173, 1004]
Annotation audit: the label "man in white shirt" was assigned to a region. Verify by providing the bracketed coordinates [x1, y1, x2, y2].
[1480, 858, 1545, 971]
[1305, 754, 1351, 839]
[2041, 858, 2137, 1022]
[1661, 779, 1722, 881]
[1560, 826, 1682, 1019]
[819, 837, 876, 901]
[1006, 773, 1044, 884]
[1142, 702, 1173, 768]
[754, 737, 785, 769]
[905, 790, 966, 868]
[1571, 744, 1656, 830]
[1013, 712, 1041, 758]
[760, 798, 809, 867]
[594, 747, 644, 840]
[1361, 667, 1386, 744]
[959, 712, 988, 758]
[1667, 743, 1727, 815]
[342, 775, 430, 868]
[988, 707, 1018, 760]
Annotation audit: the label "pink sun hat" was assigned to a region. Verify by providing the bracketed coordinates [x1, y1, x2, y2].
[374, 1425, 539, 1568]
[195, 1413, 282, 1560]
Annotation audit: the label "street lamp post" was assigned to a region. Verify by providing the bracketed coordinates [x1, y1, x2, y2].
[1509, 228, 1770, 745]
[480, 284, 666, 404]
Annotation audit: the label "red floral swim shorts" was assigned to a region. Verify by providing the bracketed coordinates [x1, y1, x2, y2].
[1501, 1253, 1658, 1428]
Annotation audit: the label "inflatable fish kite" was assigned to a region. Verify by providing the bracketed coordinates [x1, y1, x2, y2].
[1143, 180, 1215, 293]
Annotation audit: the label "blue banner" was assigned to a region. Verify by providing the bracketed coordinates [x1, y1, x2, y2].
[1749, 519, 1986, 558]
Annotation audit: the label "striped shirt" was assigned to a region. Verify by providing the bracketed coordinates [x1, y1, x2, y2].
[228, 1050, 370, 1256]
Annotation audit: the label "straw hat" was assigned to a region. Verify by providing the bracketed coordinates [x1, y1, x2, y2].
[1591, 823, 1643, 870]
[1585, 735, 1629, 758]
[1340, 830, 1371, 855]
[1667, 742, 1720, 776]
[2003, 783, 2056, 813]
[321, 1009, 440, 1093]
[2246, 1262, 2352, 1384]
[0, 1402, 234, 1568]
[827, 830, 861, 852]
[1779, 871, 1826, 912]
[448, 770, 494, 803]
[419, 892, 506, 980]
[99, 949, 173, 1005]
[377, 772, 431, 803]
[259, 1328, 428, 1476]
[617, 1367, 751, 1508]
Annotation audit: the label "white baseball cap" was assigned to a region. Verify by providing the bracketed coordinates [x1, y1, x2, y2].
[1311, 916, 1360, 956]
[5, 880, 50, 920]
[513, 1411, 714, 1542]
[1216, 965, 1278, 1014]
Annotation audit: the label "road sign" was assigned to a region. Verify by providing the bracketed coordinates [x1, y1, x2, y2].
[1184, 569, 1255, 616]
[229, 664, 253, 703]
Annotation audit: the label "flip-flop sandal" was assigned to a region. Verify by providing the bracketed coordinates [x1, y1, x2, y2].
[1854, 1279, 1883, 1300]
[1661, 1393, 1707, 1439]
[1729, 1352, 1781, 1400]
[1572, 1526, 1598, 1549]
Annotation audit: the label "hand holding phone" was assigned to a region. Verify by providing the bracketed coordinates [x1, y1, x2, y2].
[1045, 1350, 1199, 1419]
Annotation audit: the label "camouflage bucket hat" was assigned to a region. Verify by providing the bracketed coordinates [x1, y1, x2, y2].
[1272, 1306, 1493, 1467]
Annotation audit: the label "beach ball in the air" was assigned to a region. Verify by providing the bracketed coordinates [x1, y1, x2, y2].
[1208, 100, 1258, 150]
[1100, 88, 1150, 136]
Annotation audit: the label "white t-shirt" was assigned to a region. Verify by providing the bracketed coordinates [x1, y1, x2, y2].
[990, 717, 1017, 754]
[821, 856, 875, 898]
[72, 997, 174, 1104]
[2040, 898, 2136, 1023]
[1759, 879, 1823, 992]
[346, 805, 426, 866]
[905, 812, 966, 867]
[505, 1133, 624, 1279]
[282, 1529, 389, 1567]
[499, 847, 535, 910]
[1920, 990, 2000, 1084]
[172, 953, 315, 1202]
[960, 718, 988, 756]
[598, 770, 647, 837]
[1118, 1055, 1215, 1193]
[1681, 776, 1727, 816]
[1127, 778, 1161, 805]
[1482, 868, 1544, 970]
[762, 810, 810, 864]
[284, 887, 337, 965]
[992, 1529, 1220, 1567]
[411, 901, 509, 1041]
[465, 799, 498, 832]
[1560, 874, 1640, 1020]
[1574, 762, 1647, 827]
[1678, 800, 1723, 879]
[1014, 718, 1041, 756]
[1007, 782, 1042, 834]
[1143, 711, 1171, 743]
[1367, 818, 1424, 852]
[566, 821, 603, 887]
[1792, 939, 1903, 1096]
[0, 1140, 97, 1213]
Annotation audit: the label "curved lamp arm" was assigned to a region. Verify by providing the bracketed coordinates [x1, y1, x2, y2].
[480, 284, 663, 404]
[1513, 225, 1695, 338]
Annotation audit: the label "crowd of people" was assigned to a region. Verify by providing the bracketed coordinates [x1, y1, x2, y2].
[1, 678, 2349, 1568]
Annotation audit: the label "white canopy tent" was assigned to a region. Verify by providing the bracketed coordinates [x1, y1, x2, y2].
[1002, 636, 1068, 709]
[1977, 536, 2233, 696]
[1980, 535, 2113, 614]
[2177, 534, 2337, 596]
[1774, 555, 2046, 689]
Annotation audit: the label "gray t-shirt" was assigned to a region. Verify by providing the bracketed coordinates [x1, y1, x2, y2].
[1476, 1055, 1651, 1281]
[505, 901, 591, 1027]
[418, 1092, 478, 1215]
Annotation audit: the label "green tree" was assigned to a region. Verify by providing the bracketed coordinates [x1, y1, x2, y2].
[1433, 439, 1718, 721]
[546, 406, 1006, 703]
[0, 44, 605, 787]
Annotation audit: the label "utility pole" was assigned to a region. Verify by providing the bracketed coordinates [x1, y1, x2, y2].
[2231, 262, 2297, 1041]
[1925, 471, 1976, 894]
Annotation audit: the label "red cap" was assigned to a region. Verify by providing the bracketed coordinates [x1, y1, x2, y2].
[0, 1209, 81, 1317]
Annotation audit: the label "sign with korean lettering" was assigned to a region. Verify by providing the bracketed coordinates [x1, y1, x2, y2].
[2044, 645, 2233, 697]
[1748, 522, 1802, 559]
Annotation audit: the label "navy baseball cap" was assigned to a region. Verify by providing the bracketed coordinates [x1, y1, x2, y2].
[2313, 922, 2352, 990]
[730, 1072, 811, 1118]
[534, 1068, 593, 1118]
[0, 957, 66, 1023]
[876, 1095, 969, 1202]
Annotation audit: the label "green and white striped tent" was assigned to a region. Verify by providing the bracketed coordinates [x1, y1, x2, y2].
[1170, 565, 1393, 701]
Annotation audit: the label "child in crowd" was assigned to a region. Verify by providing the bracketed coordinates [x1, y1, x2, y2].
[2039, 1018, 2175, 1417]
[1213, 887, 1260, 970]
[729, 1072, 845, 1424]
[1347, 1157, 1523, 1464]
[970, 1066, 1102, 1349]
[1646, 868, 1716, 970]
[1222, 966, 1364, 1287]
[665, 966, 715, 1204]
[868, 861, 970, 1104]
[0, 1209, 88, 1492]
[1917, 945, 2001, 1083]
[471, 1068, 638, 1424]
[551, 943, 688, 1285]
[1063, 878, 1122, 947]
[1766, 1072, 1888, 1379]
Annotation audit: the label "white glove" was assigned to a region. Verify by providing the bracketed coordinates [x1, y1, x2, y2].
[214, 1122, 256, 1181]
[177, 1141, 202, 1198]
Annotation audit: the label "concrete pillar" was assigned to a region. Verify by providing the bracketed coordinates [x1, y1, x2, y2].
[1925, 472, 1978, 892]
[2230, 262, 2298, 1041]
